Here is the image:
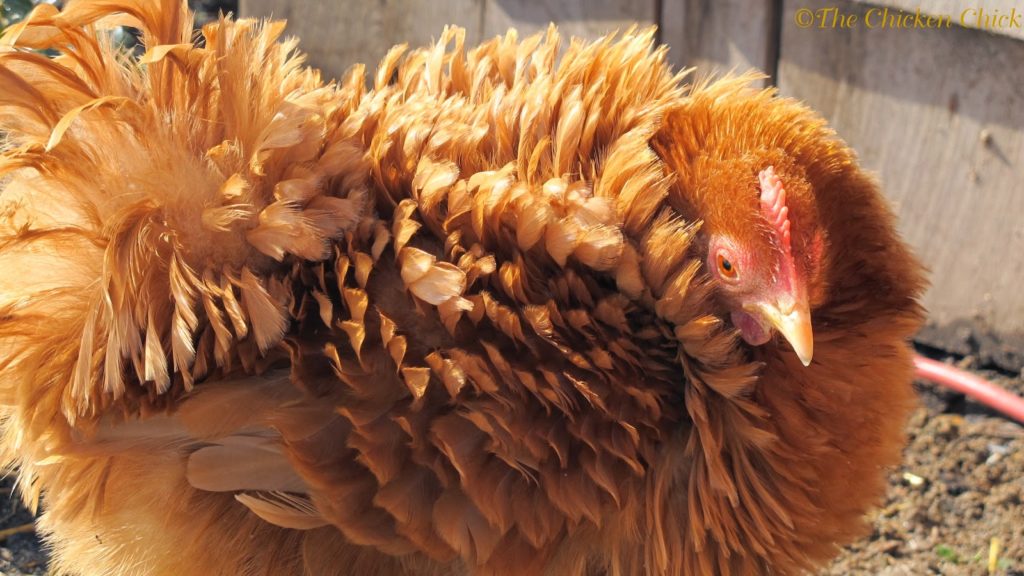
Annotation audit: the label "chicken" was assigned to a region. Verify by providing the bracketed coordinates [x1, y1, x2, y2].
[0, 1, 927, 575]
[649, 78, 928, 571]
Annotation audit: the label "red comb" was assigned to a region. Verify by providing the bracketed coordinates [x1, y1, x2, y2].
[759, 166, 792, 257]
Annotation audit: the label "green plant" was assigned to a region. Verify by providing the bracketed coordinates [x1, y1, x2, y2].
[935, 544, 962, 564]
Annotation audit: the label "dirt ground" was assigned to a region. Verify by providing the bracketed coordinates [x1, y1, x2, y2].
[0, 322, 1020, 576]
[825, 328, 1024, 575]
[0, 476, 43, 576]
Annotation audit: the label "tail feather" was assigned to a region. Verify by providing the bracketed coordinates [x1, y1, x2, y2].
[235, 492, 328, 530]
[187, 436, 308, 494]
[0, 0, 370, 429]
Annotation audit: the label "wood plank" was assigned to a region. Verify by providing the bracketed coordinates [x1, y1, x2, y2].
[239, 0, 485, 81]
[481, 0, 657, 42]
[659, 0, 775, 85]
[778, 0, 1024, 333]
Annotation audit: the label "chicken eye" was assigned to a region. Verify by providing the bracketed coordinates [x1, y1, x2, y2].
[717, 253, 738, 280]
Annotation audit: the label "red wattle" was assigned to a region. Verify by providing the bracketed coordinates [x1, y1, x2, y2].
[732, 310, 770, 346]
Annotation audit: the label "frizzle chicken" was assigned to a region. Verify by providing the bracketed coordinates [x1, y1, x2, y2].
[0, 2, 925, 575]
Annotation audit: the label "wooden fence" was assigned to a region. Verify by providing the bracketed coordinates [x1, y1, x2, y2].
[241, 0, 1024, 336]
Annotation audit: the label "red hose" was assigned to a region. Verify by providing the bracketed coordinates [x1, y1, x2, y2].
[914, 355, 1024, 423]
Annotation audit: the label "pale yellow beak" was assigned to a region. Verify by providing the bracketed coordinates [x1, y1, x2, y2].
[759, 300, 814, 366]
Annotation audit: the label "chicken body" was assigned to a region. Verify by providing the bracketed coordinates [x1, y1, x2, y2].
[0, 2, 925, 575]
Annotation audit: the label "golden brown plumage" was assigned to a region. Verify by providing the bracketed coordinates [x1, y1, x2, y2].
[0, 2, 925, 575]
